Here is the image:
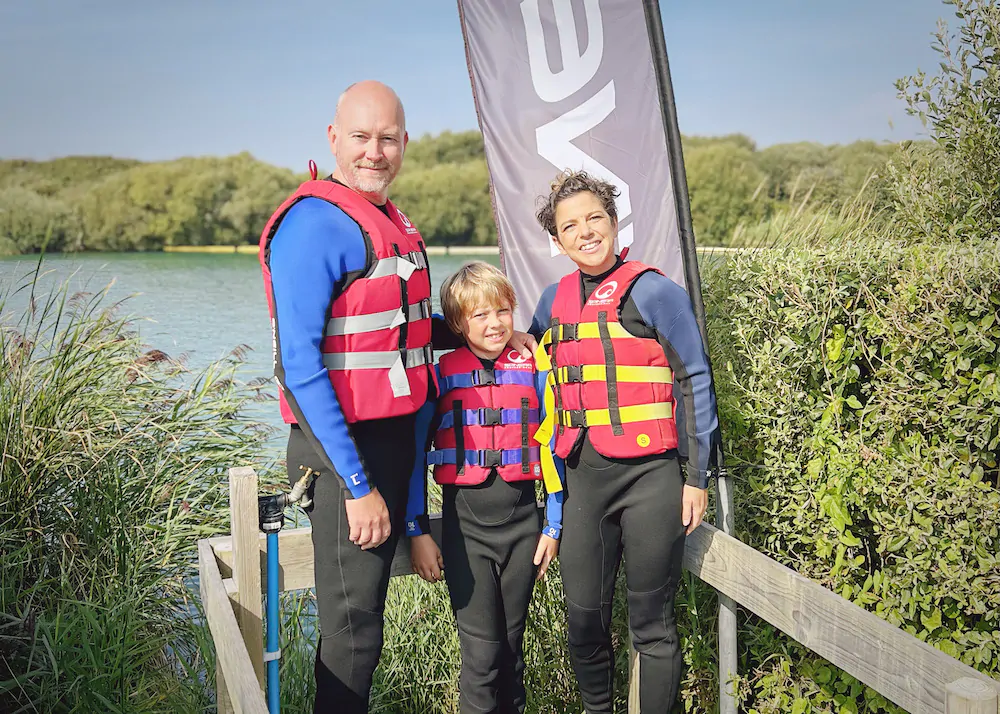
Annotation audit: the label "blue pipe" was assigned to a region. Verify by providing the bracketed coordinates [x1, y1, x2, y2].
[266, 531, 280, 714]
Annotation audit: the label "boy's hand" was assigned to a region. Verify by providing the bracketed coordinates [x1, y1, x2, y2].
[507, 330, 538, 359]
[410, 534, 444, 583]
[533, 534, 559, 580]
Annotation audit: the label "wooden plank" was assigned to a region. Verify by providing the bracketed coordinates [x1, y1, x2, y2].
[683, 523, 1000, 714]
[216, 657, 234, 714]
[946, 678, 999, 714]
[209, 514, 448, 592]
[198, 540, 269, 714]
[229, 467, 265, 688]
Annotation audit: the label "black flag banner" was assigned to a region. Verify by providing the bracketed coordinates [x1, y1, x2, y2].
[456, 0, 688, 329]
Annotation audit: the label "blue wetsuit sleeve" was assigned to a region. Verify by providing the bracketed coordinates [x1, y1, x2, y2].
[630, 272, 719, 489]
[535, 368, 564, 539]
[268, 197, 371, 498]
[529, 283, 559, 340]
[404, 394, 437, 537]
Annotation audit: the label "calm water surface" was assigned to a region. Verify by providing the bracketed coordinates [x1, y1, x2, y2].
[0, 252, 501, 457]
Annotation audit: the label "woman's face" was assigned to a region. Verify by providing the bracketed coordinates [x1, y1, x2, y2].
[551, 191, 619, 275]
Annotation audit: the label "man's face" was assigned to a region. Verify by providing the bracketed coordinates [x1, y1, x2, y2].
[551, 191, 618, 275]
[329, 92, 407, 200]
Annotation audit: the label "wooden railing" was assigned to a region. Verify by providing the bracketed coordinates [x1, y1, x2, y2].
[199, 467, 1000, 714]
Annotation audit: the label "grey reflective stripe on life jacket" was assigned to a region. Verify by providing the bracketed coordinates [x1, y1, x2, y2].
[322, 344, 434, 398]
[325, 298, 432, 336]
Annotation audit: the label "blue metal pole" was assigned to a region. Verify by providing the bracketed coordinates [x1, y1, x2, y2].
[266, 531, 280, 714]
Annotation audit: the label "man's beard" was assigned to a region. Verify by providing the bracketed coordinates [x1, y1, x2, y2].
[347, 160, 396, 195]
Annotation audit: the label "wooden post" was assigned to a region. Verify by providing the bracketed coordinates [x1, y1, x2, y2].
[946, 678, 999, 714]
[229, 466, 265, 693]
[715, 473, 739, 714]
[628, 639, 640, 714]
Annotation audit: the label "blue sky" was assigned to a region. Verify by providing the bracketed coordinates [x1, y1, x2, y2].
[0, 0, 950, 170]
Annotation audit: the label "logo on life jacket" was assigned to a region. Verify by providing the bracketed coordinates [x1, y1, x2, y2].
[507, 350, 528, 365]
[589, 280, 618, 305]
[397, 209, 418, 234]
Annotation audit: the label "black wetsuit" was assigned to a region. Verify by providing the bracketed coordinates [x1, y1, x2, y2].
[440, 357, 542, 714]
[529, 261, 719, 713]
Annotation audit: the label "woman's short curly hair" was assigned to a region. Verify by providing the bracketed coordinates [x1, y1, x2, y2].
[535, 170, 620, 237]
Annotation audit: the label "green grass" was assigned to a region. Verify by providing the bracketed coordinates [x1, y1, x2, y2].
[0, 259, 273, 712]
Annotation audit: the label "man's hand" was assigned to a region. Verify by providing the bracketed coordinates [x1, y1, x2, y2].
[410, 534, 444, 582]
[344, 488, 391, 550]
[533, 534, 559, 580]
[507, 330, 538, 360]
[682, 485, 708, 535]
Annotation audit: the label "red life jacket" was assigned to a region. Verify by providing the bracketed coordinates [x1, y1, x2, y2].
[429, 346, 542, 486]
[539, 261, 677, 460]
[259, 175, 434, 424]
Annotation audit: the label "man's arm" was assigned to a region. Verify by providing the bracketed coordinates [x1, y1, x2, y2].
[629, 272, 719, 489]
[431, 315, 464, 351]
[268, 197, 371, 497]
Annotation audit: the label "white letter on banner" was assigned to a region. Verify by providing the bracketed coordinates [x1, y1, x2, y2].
[521, 0, 604, 103]
[535, 81, 634, 251]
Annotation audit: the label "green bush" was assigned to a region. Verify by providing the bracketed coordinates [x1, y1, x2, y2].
[704, 237, 1000, 713]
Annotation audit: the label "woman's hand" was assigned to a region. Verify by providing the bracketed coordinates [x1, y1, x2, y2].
[507, 330, 538, 359]
[682, 485, 708, 535]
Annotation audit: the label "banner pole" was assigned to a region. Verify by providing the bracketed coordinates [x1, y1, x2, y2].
[640, 3, 738, 712]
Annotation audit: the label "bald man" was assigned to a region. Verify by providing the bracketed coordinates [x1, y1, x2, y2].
[258, 81, 533, 712]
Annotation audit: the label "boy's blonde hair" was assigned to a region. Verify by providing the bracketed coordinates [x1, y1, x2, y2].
[439, 261, 517, 335]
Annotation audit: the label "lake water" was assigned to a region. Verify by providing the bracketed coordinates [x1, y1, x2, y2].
[0, 251, 502, 458]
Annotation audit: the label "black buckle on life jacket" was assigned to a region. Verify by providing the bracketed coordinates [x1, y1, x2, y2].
[562, 365, 584, 383]
[558, 323, 579, 342]
[477, 449, 502, 468]
[473, 369, 496, 386]
[563, 409, 587, 429]
[417, 298, 431, 320]
[478, 407, 502, 426]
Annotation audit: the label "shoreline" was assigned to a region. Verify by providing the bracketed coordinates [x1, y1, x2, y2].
[161, 244, 749, 256]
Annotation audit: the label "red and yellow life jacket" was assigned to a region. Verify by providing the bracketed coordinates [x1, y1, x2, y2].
[259, 174, 434, 424]
[535, 261, 677, 460]
[428, 346, 543, 486]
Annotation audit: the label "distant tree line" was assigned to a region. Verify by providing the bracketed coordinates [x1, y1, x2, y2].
[0, 131, 906, 256]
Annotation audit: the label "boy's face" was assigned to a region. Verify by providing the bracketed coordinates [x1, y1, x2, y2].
[462, 300, 514, 360]
[551, 190, 618, 276]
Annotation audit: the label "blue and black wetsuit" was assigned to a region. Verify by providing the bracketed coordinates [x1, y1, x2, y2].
[406, 358, 564, 714]
[269, 192, 460, 714]
[530, 258, 719, 714]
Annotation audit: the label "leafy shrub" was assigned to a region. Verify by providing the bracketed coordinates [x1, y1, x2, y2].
[704, 237, 1000, 712]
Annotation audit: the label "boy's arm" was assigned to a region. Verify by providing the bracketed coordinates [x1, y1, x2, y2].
[404, 375, 440, 537]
